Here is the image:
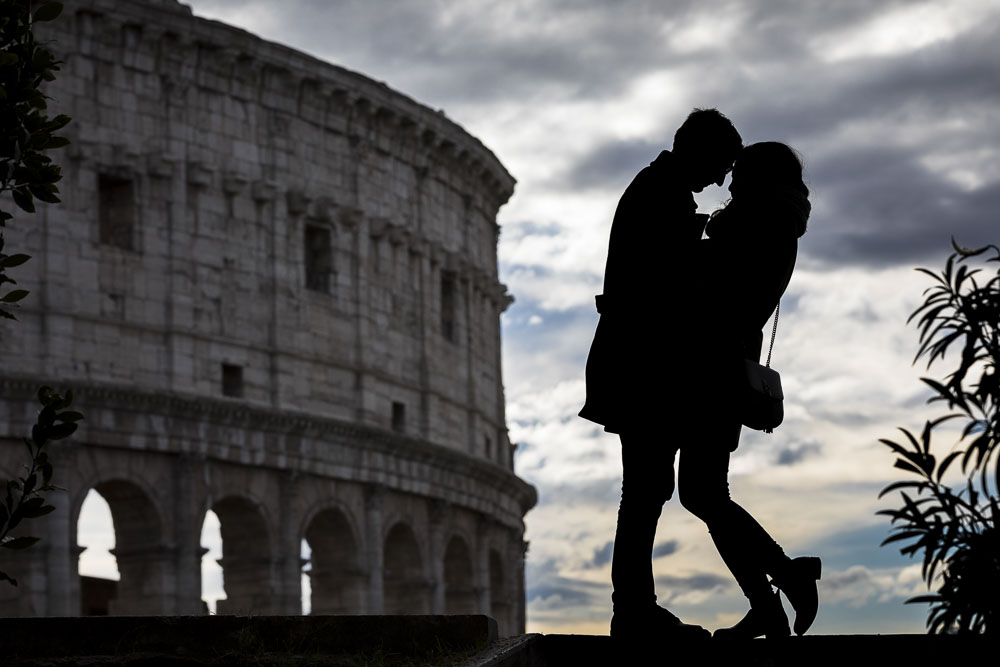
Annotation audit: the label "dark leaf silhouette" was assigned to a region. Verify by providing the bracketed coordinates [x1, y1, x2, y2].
[879, 240, 1000, 635]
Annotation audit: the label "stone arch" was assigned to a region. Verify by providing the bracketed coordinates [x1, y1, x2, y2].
[208, 494, 276, 614]
[383, 521, 429, 614]
[443, 535, 476, 615]
[489, 549, 509, 628]
[87, 479, 166, 615]
[302, 506, 365, 614]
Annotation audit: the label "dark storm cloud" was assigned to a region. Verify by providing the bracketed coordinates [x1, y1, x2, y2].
[562, 138, 661, 192]
[776, 440, 823, 466]
[652, 540, 678, 559]
[525, 557, 607, 605]
[586, 540, 614, 569]
[198, 0, 711, 106]
[528, 476, 621, 510]
[654, 572, 731, 593]
[804, 146, 1000, 266]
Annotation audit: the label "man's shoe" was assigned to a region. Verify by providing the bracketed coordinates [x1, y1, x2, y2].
[611, 605, 711, 640]
[713, 592, 790, 640]
[770, 556, 821, 636]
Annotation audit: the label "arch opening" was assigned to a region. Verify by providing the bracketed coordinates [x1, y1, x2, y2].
[443, 536, 476, 615]
[76, 489, 119, 615]
[383, 522, 428, 614]
[303, 508, 364, 614]
[210, 495, 275, 614]
[199, 509, 224, 614]
[77, 481, 166, 615]
[489, 550, 509, 632]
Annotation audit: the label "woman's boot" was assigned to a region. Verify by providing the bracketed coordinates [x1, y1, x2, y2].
[713, 591, 790, 639]
[770, 556, 821, 635]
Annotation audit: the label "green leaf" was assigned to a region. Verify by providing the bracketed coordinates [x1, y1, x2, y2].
[33, 3, 63, 22]
[28, 184, 60, 204]
[36, 386, 54, 404]
[43, 136, 70, 150]
[1, 289, 29, 303]
[0, 254, 31, 268]
[46, 421, 77, 440]
[11, 188, 34, 213]
[20, 497, 43, 515]
[46, 115, 71, 132]
[56, 410, 84, 423]
[0, 536, 40, 550]
[24, 504, 55, 519]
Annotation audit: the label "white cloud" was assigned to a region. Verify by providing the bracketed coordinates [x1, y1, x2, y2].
[811, 1, 995, 63]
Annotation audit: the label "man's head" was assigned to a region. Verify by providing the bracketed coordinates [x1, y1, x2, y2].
[672, 108, 743, 192]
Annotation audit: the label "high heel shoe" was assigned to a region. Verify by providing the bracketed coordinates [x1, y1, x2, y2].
[770, 556, 821, 636]
[713, 591, 790, 639]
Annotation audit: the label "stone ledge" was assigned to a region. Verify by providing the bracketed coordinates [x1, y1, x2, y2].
[0, 615, 497, 665]
[517, 633, 992, 667]
[1, 620, 989, 667]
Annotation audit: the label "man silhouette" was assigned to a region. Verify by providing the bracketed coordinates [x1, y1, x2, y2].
[578, 108, 743, 640]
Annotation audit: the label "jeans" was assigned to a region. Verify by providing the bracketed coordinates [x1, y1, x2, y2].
[610, 417, 788, 611]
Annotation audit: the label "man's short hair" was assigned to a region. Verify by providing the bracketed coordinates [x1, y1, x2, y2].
[673, 108, 743, 159]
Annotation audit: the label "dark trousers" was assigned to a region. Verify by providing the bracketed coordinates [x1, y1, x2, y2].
[610, 417, 788, 611]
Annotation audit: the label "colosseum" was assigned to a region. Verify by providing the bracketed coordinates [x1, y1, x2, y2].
[0, 0, 536, 635]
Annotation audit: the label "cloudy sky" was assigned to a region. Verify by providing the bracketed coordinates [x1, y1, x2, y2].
[73, 0, 1000, 634]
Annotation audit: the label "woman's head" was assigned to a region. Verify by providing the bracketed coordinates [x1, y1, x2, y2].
[729, 142, 808, 199]
[727, 142, 811, 237]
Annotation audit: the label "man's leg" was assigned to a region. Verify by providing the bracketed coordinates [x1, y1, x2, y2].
[610, 429, 676, 611]
[610, 430, 709, 639]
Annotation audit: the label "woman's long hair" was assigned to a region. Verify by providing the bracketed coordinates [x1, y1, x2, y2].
[734, 142, 810, 237]
[711, 142, 811, 238]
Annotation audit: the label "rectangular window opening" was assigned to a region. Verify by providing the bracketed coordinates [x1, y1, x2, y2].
[98, 174, 135, 250]
[304, 224, 333, 293]
[391, 401, 406, 433]
[221, 363, 244, 398]
[441, 271, 456, 342]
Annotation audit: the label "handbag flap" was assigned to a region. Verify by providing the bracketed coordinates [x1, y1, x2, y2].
[744, 360, 784, 401]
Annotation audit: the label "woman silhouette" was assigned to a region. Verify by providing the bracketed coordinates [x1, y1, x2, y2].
[680, 142, 821, 638]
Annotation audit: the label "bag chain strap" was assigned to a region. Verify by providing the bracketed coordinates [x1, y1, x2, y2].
[765, 302, 779, 369]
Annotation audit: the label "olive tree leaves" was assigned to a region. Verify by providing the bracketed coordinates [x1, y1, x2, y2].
[0, 1, 74, 587]
[0, 386, 79, 586]
[878, 239, 1000, 634]
[1, 0, 69, 321]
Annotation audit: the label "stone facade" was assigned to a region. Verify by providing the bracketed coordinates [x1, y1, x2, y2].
[0, 0, 535, 635]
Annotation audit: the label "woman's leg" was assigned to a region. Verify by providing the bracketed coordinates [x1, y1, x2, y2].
[677, 418, 788, 605]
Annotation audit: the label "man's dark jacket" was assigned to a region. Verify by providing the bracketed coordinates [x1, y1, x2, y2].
[578, 150, 706, 433]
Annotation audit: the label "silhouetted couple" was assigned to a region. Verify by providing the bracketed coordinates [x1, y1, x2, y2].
[579, 109, 821, 641]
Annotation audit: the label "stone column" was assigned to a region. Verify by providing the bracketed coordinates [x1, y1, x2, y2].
[109, 543, 178, 615]
[42, 464, 73, 615]
[364, 484, 385, 614]
[277, 471, 303, 615]
[172, 454, 204, 614]
[428, 499, 448, 614]
[475, 517, 491, 616]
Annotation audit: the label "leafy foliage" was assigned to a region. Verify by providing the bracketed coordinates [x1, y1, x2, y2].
[1, 0, 69, 321]
[1, 1, 75, 587]
[0, 386, 79, 585]
[879, 240, 1000, 634]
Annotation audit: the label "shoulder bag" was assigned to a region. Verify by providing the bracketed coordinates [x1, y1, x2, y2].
[741, 303, 784, 433]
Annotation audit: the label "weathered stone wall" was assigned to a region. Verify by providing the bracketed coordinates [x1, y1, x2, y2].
[0, 0, 533, 635]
